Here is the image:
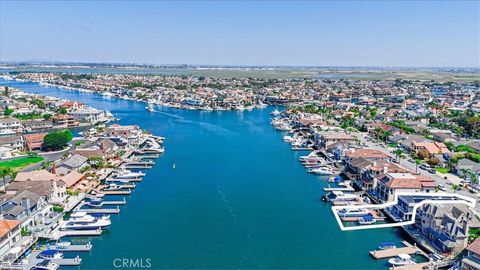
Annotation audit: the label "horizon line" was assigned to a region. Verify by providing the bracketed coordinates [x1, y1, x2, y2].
[1, 60, 479, 71]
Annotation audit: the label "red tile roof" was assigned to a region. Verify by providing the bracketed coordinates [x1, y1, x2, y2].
[0, 219, 20, 239]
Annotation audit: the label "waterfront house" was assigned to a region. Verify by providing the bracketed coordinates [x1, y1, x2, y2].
[22, 120, 53, 133]
[51, 114, 78, 127]
[6, 180, 67, 204]
[0, 190, 53, 231]
[0, 219, 21, 257]
[315, 131, 356, 148]
[344, 148, 391, 161]
[415, 204, 479, 255]
[462, 238, 480, 270]
[362, 160, 409, 191]
[56, 154, 88, 175]
[69, 107, 107, 124]
[375, 173, 437, 202]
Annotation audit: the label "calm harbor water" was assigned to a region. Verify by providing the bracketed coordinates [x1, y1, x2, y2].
[1, 79, 405, 269]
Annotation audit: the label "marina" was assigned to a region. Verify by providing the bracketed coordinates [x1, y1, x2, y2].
[370, 241, 424, 259]
[0, 79, 413, 269]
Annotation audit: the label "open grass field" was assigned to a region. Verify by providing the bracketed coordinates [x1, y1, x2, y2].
[0, 156, 44, 172]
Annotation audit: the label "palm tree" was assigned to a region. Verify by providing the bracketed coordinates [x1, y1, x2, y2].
[415, 160, 421, 174]
[0, 167, 13, 193]
[394, 148, 404, 162]
[451, 184, 461, 193]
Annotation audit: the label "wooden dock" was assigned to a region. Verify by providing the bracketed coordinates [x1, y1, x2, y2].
[46, 243, 93, 252]
[99, 189, 132, 195]
[370, 241, 420, 259]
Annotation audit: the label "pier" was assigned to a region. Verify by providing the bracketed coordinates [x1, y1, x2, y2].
[98, 189, 132, 195]
[44, 243, 93, 252]
[23, 250, 82, 269]
[369, 241, 422, 259]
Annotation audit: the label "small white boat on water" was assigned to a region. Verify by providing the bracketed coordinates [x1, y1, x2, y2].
[283, 135, 295, 143]
[388, 254, 415, 266]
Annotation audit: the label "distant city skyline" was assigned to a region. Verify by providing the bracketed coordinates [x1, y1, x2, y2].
[1, 1, 479, 68]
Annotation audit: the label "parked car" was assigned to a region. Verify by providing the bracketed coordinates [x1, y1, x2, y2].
[438, 184, 447, 191]
[428, 168, 436, 174]
[419, 164, 429, 170]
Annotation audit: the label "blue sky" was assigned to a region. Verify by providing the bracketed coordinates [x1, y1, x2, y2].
[0, 1, 479, 67]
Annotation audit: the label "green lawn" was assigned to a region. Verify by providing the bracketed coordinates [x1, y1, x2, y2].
[0, 157, 45, 172]
[435, 167, 449, 174]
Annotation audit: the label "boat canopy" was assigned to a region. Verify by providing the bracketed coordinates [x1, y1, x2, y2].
[362, 215, 374, 221]
[40, 250, 58, 256]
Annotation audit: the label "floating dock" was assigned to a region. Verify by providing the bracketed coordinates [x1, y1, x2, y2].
[46, 243, 92, 252]
[369, 241, 421, 259]
[99, 190, 132, 195]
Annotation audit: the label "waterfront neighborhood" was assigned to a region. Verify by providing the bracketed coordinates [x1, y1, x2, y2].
[0, 81, 165, 269]
[0, 0, 479, 268]
[0, 69, 478, 269]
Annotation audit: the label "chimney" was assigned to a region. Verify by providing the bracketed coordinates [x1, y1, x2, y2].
[383, 166, 388, 174]
[100, 142, 105, 151]
[21, 198, 31, 215]
[52, 162, 56, 174]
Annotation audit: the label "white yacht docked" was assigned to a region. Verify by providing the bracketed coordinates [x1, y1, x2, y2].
[112, 169, 145, 179]
[308, 167, 333, 175]
[61, 212, 111, 230]
[388, 254, 415, 266]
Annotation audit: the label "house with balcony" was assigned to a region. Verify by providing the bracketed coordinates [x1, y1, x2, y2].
[0, 219, 21, 258]
[415, 204, 479, 255]
[0, 117, 22, 136]
[375, 173, 437, 202]
[315, 131, 356, 148]
[462, 238, 480, 270]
